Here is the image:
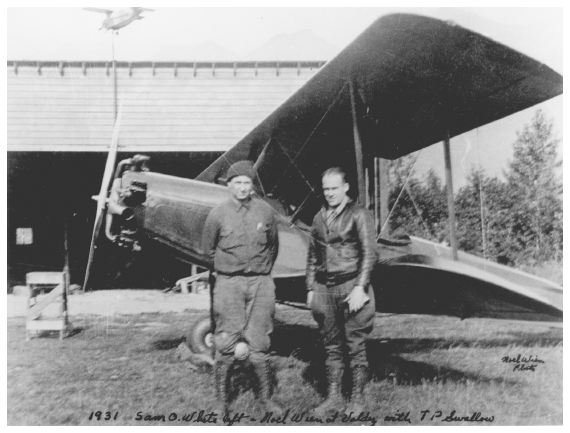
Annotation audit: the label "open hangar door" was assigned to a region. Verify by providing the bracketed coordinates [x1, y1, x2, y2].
[7, 151, 221, 291]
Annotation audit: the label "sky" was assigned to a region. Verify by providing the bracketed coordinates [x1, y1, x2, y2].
[4, 4, 565, 189]
[6, 6, 564, 72]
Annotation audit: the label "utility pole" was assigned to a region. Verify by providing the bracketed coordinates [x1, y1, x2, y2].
[112, 31, 118, 120]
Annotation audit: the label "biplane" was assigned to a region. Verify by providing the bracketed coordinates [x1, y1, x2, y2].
[84, 7, 154, 31]
[84, 13, 563, 353]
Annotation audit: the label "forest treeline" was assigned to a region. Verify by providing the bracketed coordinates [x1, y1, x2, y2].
[386, 110, 562, 269]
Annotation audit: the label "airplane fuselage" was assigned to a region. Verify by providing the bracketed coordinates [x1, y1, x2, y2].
[103, 165, 561, 322]
[119, 170, 308, 279]
[101, 9, 145, 31]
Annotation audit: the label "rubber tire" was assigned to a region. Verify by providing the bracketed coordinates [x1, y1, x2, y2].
[187, 315, 213, 354]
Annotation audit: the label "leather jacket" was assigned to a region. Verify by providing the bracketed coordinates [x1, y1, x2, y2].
[306, 200, 377, 290]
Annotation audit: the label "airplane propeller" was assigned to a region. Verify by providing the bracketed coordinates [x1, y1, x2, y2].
[82, 102, 124, 291]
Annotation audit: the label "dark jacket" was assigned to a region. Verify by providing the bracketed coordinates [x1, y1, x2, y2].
[202, 197, 278, 275]
[306, 200, 377, 290]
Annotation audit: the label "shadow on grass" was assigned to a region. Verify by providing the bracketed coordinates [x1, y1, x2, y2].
[227, 362, 256, 403]
[501, 331, 563, 346]
[66, 327, 84, 338]
[26, 328, 84, 340]
[144, 318, 559, 397]
[371, 334, 562, 354]
[224, 360, 280, 405]
[269, 319, 558, 391]
[152, 337, 186, 350]
[365, 340, 520, 386]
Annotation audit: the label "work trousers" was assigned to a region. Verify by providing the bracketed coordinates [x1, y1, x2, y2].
[213, 274, 275, 358]
[311, 276, 375, 368]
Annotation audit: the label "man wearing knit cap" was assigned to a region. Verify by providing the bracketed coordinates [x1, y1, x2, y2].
[202, 160, 282, 415]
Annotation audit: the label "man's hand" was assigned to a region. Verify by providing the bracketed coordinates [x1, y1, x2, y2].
[344, 285, 369, 312]
[306, 290, 314, 309]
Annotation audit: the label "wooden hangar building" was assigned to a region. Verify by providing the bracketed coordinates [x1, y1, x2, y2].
[7, 60, 323, 289]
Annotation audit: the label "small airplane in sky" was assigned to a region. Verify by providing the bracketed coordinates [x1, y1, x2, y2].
[84, 7, 153, 31]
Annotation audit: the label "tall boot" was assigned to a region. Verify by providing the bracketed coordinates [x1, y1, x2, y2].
[345, 364, 367, 416]
[251, 356, 283, 416]
[312, 362, 345, 417]
[213, 356, 231, 415]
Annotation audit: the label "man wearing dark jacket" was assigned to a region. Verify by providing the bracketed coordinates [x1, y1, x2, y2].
[202, 160, 282, 415]
[306, 167, 377, 416]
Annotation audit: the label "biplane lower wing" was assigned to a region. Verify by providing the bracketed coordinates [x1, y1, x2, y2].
[371, 236, 562, 321]
[375, 254, 562, 322]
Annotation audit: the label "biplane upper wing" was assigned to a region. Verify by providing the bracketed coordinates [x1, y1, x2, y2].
[196, 13, 562, 216]
[84, 7, 113, 15]
[193, 13, 562, 322]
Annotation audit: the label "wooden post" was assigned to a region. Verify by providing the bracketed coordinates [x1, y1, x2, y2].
[26, 278, 33, 342]
[208, 272, 216, 361]
[443, 132, 458, 261]
[112, 32, 118, 121]
[365, 167, 370, 209]
[349, 80, 366, 206]
[374, 157, 380, 231]
[61, 219, 69, 340]
[61, 271, 69, 340]
[379, 158, 390, 236]
[368, 160, 376, 211]
[191, 265, 198, 293]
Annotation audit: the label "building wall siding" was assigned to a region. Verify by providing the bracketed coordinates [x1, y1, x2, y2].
[7, 61, 322, 152]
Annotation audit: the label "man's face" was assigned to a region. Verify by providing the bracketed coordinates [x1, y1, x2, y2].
[322, 173, 349, 208]
[228, 175, 253, 201]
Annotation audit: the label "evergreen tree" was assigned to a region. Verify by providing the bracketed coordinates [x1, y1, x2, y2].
[503, 110, 562, 264]
[419, 169, 448, 242]
[385, 109, 561, 268]
[387, 156, 447, 242]
[387, 154, 427, 238]
[455, 169, 515, 264]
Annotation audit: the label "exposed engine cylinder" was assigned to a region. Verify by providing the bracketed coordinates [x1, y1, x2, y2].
[108, 201, 135, 220]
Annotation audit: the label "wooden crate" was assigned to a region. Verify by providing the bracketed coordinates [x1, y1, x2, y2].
[26, 272, 70, 341]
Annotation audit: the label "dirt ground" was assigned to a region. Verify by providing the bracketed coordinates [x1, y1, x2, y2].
[7, 290, 210, 318]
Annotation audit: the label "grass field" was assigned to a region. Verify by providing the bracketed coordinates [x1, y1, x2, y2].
[7, 306, 562, 426]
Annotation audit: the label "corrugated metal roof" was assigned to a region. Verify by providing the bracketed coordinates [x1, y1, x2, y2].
[7, 61, 324, 152]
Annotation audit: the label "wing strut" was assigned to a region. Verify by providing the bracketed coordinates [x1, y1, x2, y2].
[376, 157, 390, 236]
[253, 137, 271, 195]
[443, 131, 459, 261]
[349, 79, 367, 206]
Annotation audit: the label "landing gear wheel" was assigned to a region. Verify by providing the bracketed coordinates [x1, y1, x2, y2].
[187, 315, 213, 355]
